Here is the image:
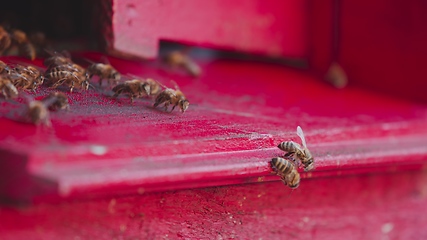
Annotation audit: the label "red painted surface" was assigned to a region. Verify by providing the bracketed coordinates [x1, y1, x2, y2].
[1, 53, 427, 204]
[110, 0, 308, 59]
[335, 1, 427, 103]
[1, 0, 427, 238]
[1, 170, 427, 239]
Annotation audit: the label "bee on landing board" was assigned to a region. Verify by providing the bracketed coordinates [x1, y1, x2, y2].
[45, 70, 89, 92]
[0, 60, 12, 74]
[164, 50, 201, 77]
[278, 126, 315, 172]
[153, 81, 189, 113]
[112, 79, 150, 103]
[26, 100, 51, 126]
[0, 77, 18, 99]
[270, 157, 300, 189]
[10, 29, 36, 61]
[86, 63, 121, 87]
[145, 78, 162, 96]
[42, 92, 70, 111]
[0, 26, 11, 55]
[11, 65, 44, 91]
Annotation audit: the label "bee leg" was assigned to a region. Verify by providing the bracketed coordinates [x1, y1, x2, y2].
[164, 101, 170, 111]
[153, 96, 166, 108]
[67, 80, 75, 93]
[130, 95, 134, 104]
[99, 78, 103, 86]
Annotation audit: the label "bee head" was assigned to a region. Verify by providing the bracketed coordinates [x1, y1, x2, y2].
[179, 99, 189, 113]
[37, 76, 45, 85]
[304, 160, 315, 172]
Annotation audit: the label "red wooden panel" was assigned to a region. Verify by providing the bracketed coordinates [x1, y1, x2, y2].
[1, 170, 427, 239]
[338, 0, 427, 103]
[1, 53, 427, 203]
[109, 0, 308, 58]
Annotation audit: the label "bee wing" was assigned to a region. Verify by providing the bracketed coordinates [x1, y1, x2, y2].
[296, 126, 307, 148]
[41, 96, 59, 108]
[170, 80, 180, 90]
[127, 74, 144, 81]
[153, 79, 169, 90]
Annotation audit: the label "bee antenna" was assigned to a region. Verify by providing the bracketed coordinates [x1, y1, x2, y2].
[88, 83, 97, 90]
[43, 48, 57, 56]
[127, 73, 143, 80]
[152, 79, 168, 89]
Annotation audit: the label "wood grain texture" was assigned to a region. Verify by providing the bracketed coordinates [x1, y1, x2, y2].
[1, 170, 426, 239]
[1, 53, 427, 203]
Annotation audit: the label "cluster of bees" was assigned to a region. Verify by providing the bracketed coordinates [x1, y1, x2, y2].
[0, 50, 192, 125]
[0, 25, 36, 60]
[270, 126, 315, 189]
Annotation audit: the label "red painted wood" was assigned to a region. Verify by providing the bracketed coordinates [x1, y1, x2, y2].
[1, 53, 427, 203]
[109, 0, 308, 59]
[337, 0, 427, 103]
[1, 170, 427, 239]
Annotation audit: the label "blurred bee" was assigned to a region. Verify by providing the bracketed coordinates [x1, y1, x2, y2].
[0, 60, 11, 74]
[43, 50, 72, 68]
[278, 126, 315, 172]
[87, 63, 121, 86]
[270, 157, 300, 189]
[153, 82, 189, 113]
[0, 77, 18, 99]
[112, 79, 150, 103]
[0, 26, 11, 55]
[325, 62, 348, 89]
[26, 100, 50, 126]
[12, 65, 44, 91]
[46, 62, 86, 77]
[46, 70, 89, 92]
[42, 91, 70, 111]
[164, 50, 201, 77]
[145, 78, 162, 96]
[10, 29, 36, 60]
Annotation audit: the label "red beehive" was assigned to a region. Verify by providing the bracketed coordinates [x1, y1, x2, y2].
[1, 1, 427, 239]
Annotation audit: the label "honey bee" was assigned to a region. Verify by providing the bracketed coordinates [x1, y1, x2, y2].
[270, 157, 300, 189]
[42, 92, 70, 111]
[10, 29, 36, 60]
[325, 62, 348, 89]
[278, 126, 315, 172]
[26, 100, 50, 126]
[46, 63, 86, 77]
[86, 63, 121, 86]
[46, 70, 89, 92]
[112, 79, 150, 103]
[0, 26, 11, 55]
[0, 60, 11, 74]
[153, 82, 189, 113]
[145, 78, 162, 96]
[11, 65, 44, 91]
[0, 78, 18, 99]
[164, 50, 201, 77]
